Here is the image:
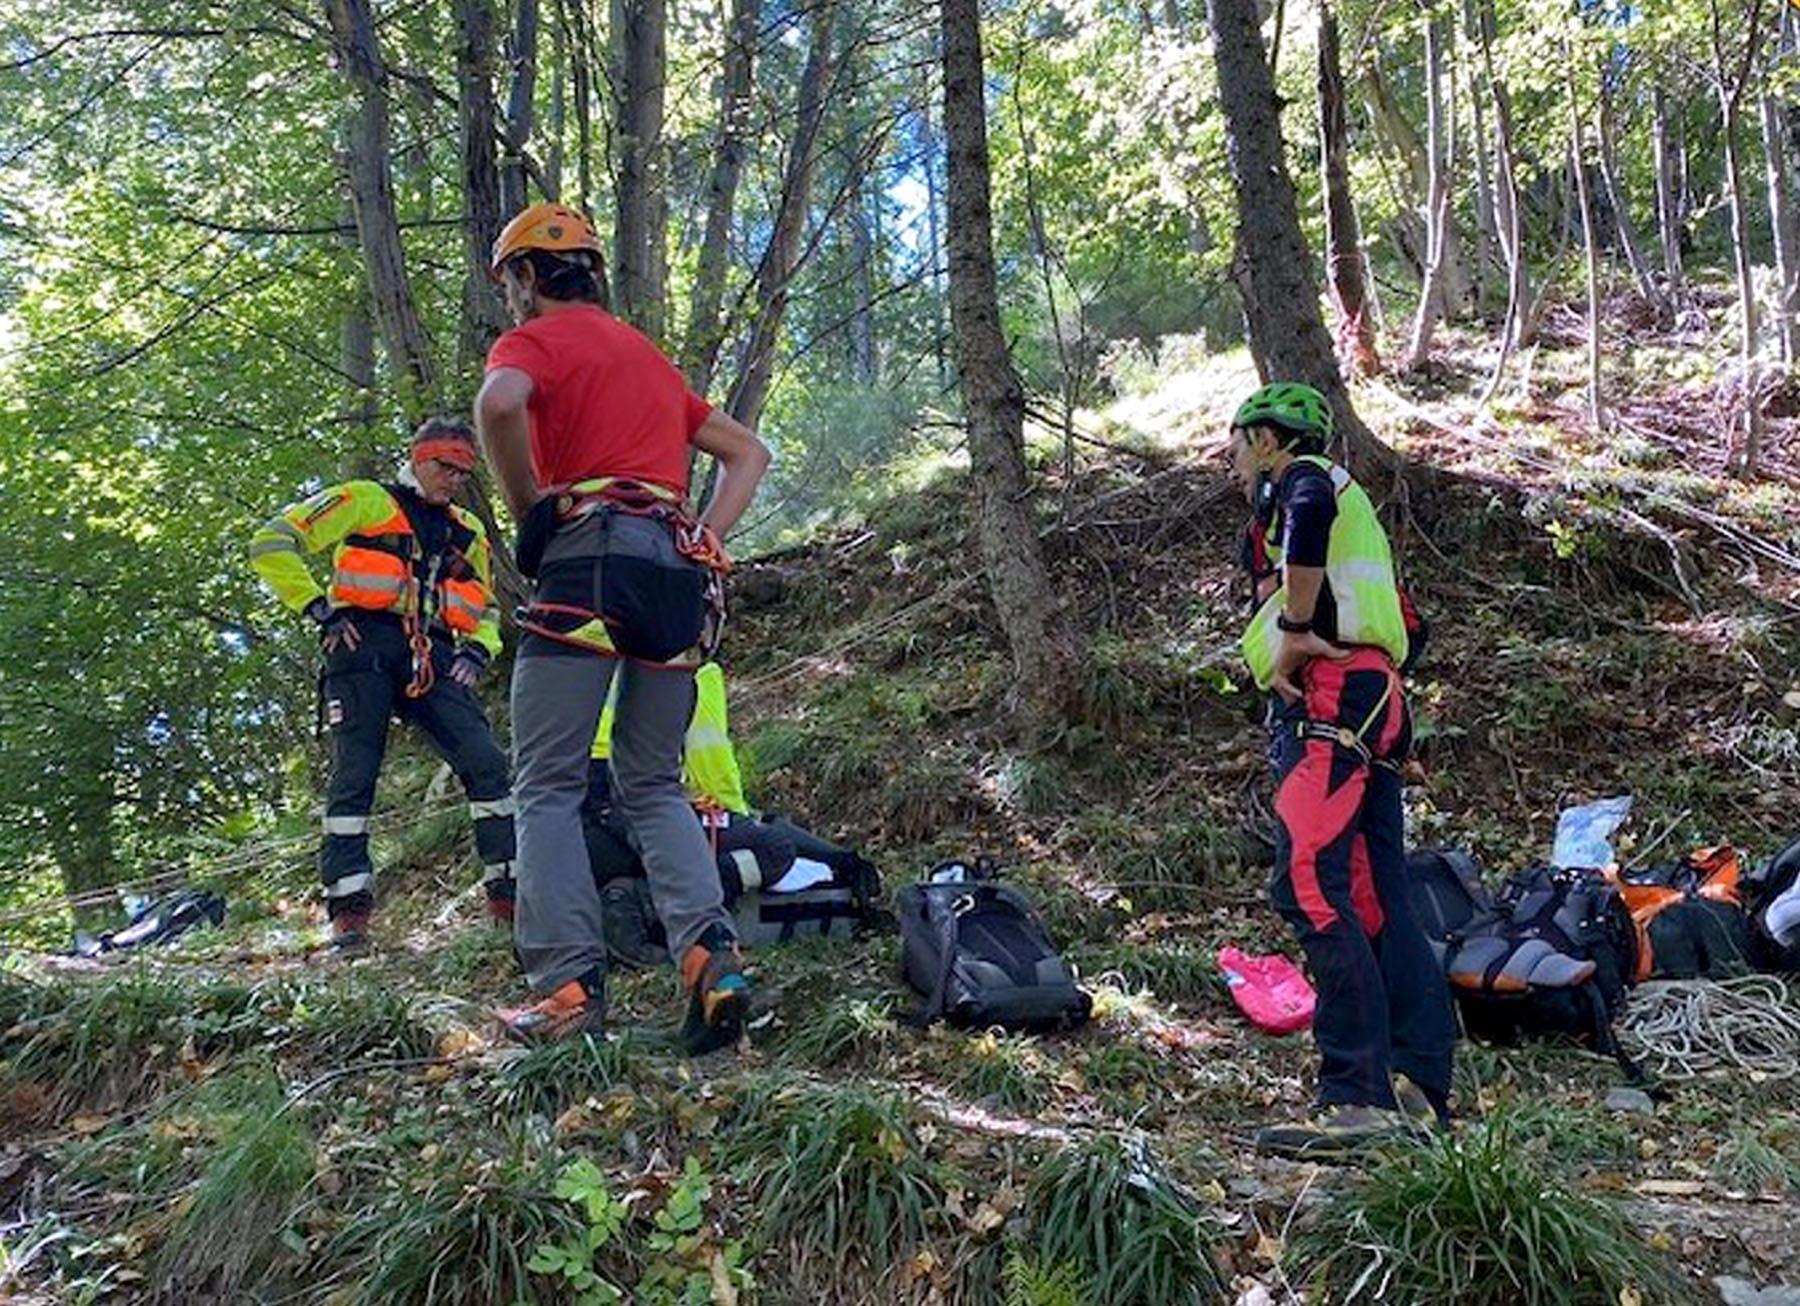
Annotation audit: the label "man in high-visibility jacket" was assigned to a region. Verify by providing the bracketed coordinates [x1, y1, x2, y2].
[1228, 382, 1455, 1159]
[249, 419, 516, 948]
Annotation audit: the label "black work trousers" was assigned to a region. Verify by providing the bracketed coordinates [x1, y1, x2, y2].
[319, 616, 514, 918]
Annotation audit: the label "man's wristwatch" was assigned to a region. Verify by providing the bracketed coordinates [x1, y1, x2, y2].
[1276, 611, 1313, 634]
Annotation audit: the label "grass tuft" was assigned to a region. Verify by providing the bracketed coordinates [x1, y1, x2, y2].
[325, 1134, 583, 1306]
[949, 1030, 1054, 1113]
[497, 1033, 636, 1117]
[1029, 1135, 1223, 1305]
[726, 1077, 946, 1293]
[157, 1066, 315, 1300]
[778, 990, 901, 1067]
[1288, 1115, 1695, 1305]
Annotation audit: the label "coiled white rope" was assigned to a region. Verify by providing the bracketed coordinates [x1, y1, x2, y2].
[1619, 974, 1800, 1080]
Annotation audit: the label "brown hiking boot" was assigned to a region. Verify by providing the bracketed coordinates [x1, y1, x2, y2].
[1254, 1104, 1410, 1160]
[1393, 1073, 1447, 1131]
[496, 978, 605, 1045]
[679, 926, 750, 1055]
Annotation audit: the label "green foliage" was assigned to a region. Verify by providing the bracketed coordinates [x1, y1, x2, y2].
[328, 1134, 584, 1306]
[777, 991, 900, 1067]
[529, 1158, 630, 1306]
[282, 978, 436, 1063]
[1029, 1136, 1223, 1306]
[949, 1030, 1054, 1113]
[1289, 1117, 1695, 1305]
[1005, 1247, 1093, 1306]
[726, 1078, 946, 1290]
[498, 1033, 636, 1117]
[157, 1066, 314, 1300]
[1714, 1119, 1800, 1194]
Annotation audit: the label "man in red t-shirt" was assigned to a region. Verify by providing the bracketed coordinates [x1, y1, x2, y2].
[475, 203, 771, 1052]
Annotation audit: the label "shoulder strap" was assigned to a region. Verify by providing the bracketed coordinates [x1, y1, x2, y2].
[909, 889, 973, 1027]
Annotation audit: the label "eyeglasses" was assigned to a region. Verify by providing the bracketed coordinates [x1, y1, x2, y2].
[431, 459, 474, 478]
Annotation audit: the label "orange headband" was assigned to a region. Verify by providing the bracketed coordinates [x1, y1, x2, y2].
[413, 437, 477, 471]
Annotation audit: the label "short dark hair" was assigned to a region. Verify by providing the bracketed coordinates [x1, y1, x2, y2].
[414, 416, 475, 444]
[511, 248, 606, 306]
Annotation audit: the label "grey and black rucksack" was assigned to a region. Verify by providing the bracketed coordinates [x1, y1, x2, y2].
[1408, 850, 1641, 1077]
[897, 860, 1091, 1032]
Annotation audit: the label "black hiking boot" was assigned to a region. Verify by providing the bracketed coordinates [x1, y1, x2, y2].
[679, 925, 751, 1055]
[1254, 1104, 1410, 1160]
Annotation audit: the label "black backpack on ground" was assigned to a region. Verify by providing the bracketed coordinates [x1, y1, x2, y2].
[1408, 850, 1642, 1078]
[897, 860, 1091, 1032]
[1746, 837, 1800, 972]
[1612, 847, 1756, 981]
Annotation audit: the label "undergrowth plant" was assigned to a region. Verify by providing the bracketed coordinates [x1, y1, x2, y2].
[498, 1033, 637, 1117]
[1028, 1136, 1222, 1306]
[948, 1030, 1053, 1113]
[156, 1066, 314, 1301]
[725, 1078, 946, 1295]
[325, 1133, 583, 1306]
[1288, 1116, 1695, 1305]
[777, 991, 899, 1067]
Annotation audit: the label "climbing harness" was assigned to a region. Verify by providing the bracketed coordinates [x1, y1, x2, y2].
[1289, 671, 1398, 768]
[518, 477, 731, 663]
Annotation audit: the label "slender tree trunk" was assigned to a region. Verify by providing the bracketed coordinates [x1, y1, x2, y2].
[1405, 1, 1454, 368]
[1713, 0, 1769, 473]
[610, 0, 669, 339]
[327, 0, 439, 418]
[851, 182, 878, 383]
[563, 0, 595, 213]
[680, 0, 761, 390]
[1476, 0, 1531, 371]
[1208, 0, 1389, 472]
[1363, 55, 1471, 316]
[924, 96, 949, 389]
[1762, 88, 1800, 364]
[725, 0, 838, 427]
[455, 0, 509, 362]
[1597, 72, 1662, 312]
[1318, 0, 1379, 376]
[546, 3, 566, 199]
[941, 0, 1083, 738]
[1464, 0, 1495, 309]
[1651, 84, 1684, 291]
[501, 0, 539, 214]
[1568, 59, 1602, 429]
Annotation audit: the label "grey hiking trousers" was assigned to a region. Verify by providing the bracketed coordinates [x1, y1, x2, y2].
[512, 649, 729, 994]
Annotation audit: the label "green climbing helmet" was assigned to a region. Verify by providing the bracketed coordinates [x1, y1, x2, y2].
[1232, 382, 1333, 445]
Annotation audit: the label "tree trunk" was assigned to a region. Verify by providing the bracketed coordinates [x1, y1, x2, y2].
[342, 272, 378, 460]
[1476, 0, 1531, 364]
[455, 0, 509, 363]
[546, 3, 566, 199]
[924, 93, 949, 389]
[1318, 0, 1379, 376]
[1363, 55, 1472, 316]
[563, 0, 596, 213]
[1404, 1, 1454, 369]
[1208, 0, 1390, 472]
[1713, 0, 1768, 473]
[1568, 59, 1602, 429]
[1762, 88, 1800, 363]
[850, 182, 878, 382]
[941, 0, 1083, 738]
[610, 0, 669, 340]
[501, 0, 539, 215]
[724, 0, 838, 427]
[680, 0, 761, 390]
[327, 0, 439, 419]
[1597, 72, 1662, 312]
[1652, 85, 1684, 291]
[1464, 0, 1495, 309]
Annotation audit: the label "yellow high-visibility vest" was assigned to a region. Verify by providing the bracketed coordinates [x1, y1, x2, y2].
[1242, 455, 1408, 690]
[591, 661, 748, 814]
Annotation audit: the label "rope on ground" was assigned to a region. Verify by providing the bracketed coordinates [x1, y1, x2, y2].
[1618, 974, 1800, 1080]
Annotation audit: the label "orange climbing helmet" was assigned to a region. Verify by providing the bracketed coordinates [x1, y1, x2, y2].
[490, 203, 602, 275]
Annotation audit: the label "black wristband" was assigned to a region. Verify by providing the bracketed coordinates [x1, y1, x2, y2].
[1276, 612, 1313, 634]
[305, 597, 334, 626]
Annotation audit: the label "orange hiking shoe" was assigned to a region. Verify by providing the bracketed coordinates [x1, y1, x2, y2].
[496, 975, 605, 1045]
[679, 925, 750, 1055]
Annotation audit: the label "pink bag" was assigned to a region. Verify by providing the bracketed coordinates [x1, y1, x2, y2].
[1219, 946, 1315, 1035]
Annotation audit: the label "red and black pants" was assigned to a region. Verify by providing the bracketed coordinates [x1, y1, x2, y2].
[1266, 648, 1455, 1114]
